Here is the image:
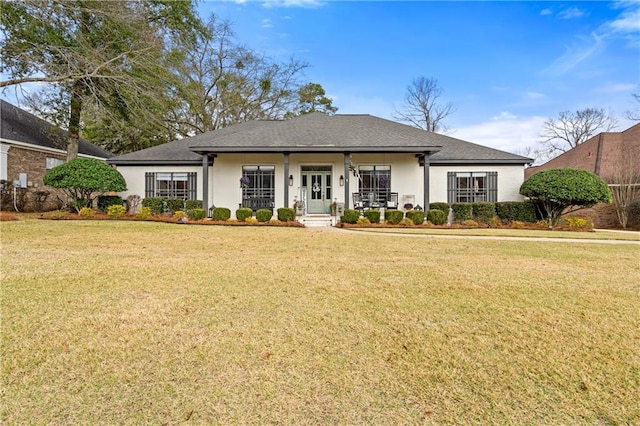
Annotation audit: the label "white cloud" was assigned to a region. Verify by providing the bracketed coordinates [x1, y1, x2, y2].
[608, 7, 640, 33]
[525, 91, 545, 100]
[558, 7, 586, 19]
[595, 82, 638, 93]
[261, 0, 324, 8]
[262, 18, 273, 28]
[543, 32, 604, 75]
[540, 8, 553, 16]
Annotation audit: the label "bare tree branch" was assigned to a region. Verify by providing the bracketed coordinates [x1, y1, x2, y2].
[394, 76, 454, 132]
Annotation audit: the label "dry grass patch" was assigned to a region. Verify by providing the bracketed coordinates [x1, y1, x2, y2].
[1, 219, 639, 424]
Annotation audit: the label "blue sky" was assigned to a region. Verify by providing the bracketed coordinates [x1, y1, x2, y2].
[199, 0, 639, 154]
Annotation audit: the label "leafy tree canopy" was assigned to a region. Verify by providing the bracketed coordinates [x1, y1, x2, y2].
[520, 168, 611, 227]
[43, 158, 126, 210]
[286, 83, 337, 117]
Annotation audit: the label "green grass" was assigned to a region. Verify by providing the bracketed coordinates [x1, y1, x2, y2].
[2, 218, 639, 424]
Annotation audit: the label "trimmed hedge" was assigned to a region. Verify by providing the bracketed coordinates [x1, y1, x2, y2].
[256, 209, 273, 222]
[211, 207, 231, 221]
[277, 207, 295, 222]
[141, 197, 165, 214]
[364, 209, 381, 223]
[427, 209, 447, 225]
[429, 202, 449, 214]
[236, 207, 253, 222]
[341, 209, 360, 224]
[164, 198, 184, 214]
[97, 195, 124, 212]
[187, 208, 206, 221]
[185, 199, 203, 210]
[471, 202, 495, 224]
[495, 201, 536, 223]
[451, 203, 473, 221]
[385, 209, 404, 224]
[405, 209, 425, 225]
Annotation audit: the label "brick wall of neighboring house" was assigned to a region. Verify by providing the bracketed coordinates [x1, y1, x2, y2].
[569, 203, 619, 229]
[3, 146, 66, 212]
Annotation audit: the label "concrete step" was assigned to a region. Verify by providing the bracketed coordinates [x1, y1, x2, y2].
[298, 215, 336, 227]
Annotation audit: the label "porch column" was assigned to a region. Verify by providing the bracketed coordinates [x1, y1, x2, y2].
[422, 152, 430, 209]
[344, 152, 351, 209]
[283, 152, 290, 208]
[202, 154, 214, 216]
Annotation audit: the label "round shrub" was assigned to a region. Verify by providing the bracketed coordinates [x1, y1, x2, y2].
[427, 209, 446, 225]
[256, 209, 273, 222]
[399, 217, 414, 226]
[364, 209, 381, 223]
[142, 197, 165, 215]
[405, 209, 425, 225]
[277, 207, 295, 222]
[385, 209, 404, 224]
[429, 202, 449, 214]
[357, 216, 371, 225]
[187, 208, 206, 221]
[165, 198, 184, 214]
[185, 200, 203, 211]
[79, 207, 95, 217]
[211, 207, 231, 221]
[107, 204, 126, 218]
[97, 195, 124, 212]
[136, 206, 152, 219]
[341, 209, 360, 224]
[236, 207, 253, 222]
[245, 216, 258, 224]
[173, 210, 187, 221]
[451, 203, 473, 221]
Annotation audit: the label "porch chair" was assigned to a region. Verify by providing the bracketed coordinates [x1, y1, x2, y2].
[352, 193, 365, 214]
[386, 192, 399, 209]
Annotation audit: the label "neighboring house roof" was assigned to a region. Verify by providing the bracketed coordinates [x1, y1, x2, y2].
[108, 112, 532, 165]
[525, 123, 640, 182]
[0, 99, 113, 159]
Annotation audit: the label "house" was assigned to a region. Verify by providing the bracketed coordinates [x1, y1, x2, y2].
[525, 123, 640, 228]
[0, 99, 113, 211]
[108, 113, 532, 223]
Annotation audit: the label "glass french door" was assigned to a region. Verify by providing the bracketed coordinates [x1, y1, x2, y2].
[301, 166, 332, 214]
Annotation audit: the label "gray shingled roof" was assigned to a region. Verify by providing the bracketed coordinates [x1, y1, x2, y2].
[1, 99, 113, 158]
[109, 112, 532, 164]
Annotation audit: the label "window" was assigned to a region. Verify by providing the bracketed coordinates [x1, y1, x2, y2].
[359, 165, 391, 201]
[241, 166, 275, 209]
[447, 172, 497, 204]
[145, 172, 197, 200]
[46, 157, 65, 170]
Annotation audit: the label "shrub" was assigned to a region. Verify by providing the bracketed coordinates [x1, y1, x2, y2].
[43, 157, 126, 210]
[211, 207, 231, 221]
[490, 216, 502, 228]
[462, 219, 479, 227]
[236, 207, 253, 222]
[277, 207, 295, 222]
[165, 198, 184, 214]
[341, 209, 360, 224]
[256, 209, 273, 222]
[451, 203, 473, 221]
[510, 220, 526, 229]
[187, 208, 206, 221]
[427, 209, 446, 225]
[245, 216, 258, 224]
[429, 202, 449, 214]
[142, 197, 165, 215]
[364, 209, 380, 223]
[471, 202, 495, 224]
[79, 207, 95, 217]
[107, 204, 126, 218]
[564, 215, 593, 231]
[185, 200, 203, 210]
[97, 195, 124, 212]
[405, 210, 425, 225]
[495, 201, 536, 223]
[357, 216, 371, 225]
[385, 209, 404, 224]
[399, 218, 414, 226]
[136, 206, 152, 219]
[173, 210, 187, 221]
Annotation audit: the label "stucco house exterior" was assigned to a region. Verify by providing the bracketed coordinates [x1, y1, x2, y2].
[0, 100, 113, 211]
[525, 123, 640, 228]
[108, 113, 532, 222]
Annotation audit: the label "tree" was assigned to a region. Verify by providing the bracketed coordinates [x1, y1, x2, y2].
[0, 0, 203, 159]
[539, 108, 618, 160]
[43, 158, 126, 211]
[519, 168, 612, 228]
[608, 155, 640, 229]
[286, 83, 337, 117]
[394, 76, 454, 132]
[625, 92, 640, 121]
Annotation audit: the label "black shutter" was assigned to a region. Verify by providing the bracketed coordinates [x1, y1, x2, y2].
[145, 172, 154, 197]
[447, 172, 456, 205]
[488, 172, 498, 202]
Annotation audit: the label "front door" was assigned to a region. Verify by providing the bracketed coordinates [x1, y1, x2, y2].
[301, 166, 332, 214]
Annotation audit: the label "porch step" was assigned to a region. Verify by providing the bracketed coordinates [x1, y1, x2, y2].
[298, 215, 336, 227]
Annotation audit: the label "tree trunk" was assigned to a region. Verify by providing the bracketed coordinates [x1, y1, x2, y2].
[67, 80, 83, 161]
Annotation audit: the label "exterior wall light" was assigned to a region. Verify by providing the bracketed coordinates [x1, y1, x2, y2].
[339, 175, 344, 186]
[289, 174, 294, 186]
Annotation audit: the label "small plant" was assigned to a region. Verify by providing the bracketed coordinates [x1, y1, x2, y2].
[236, 207, 253, 222]
[403, 203, 413, 210]
[165, 198, 184, 214]
[341, 209, 360, 224]
[427, 209, 446, 225]
[399, 217, 414, 226]
[173, 210, 187, 221]
[364, 209, 380, 223]
[490, 216, 502, 228]
[211, 207, 231, 221]
[510, 220, 526, 229]
[564, 216, 593, 231]
[187, 208, 206, 221]
[357, 216, 371, 225]
[385, 209, 404, 224]
[240, 176, 250, 188]
[79, 207, 95, 217]
[97, 195, 124, 213]
[107, 204, 126, 218]
[256, 209, 273, 222]
[462, 219, 479, 227]
[142, 197, 165, 215]
[245, 216, 258, 224]
[136, 206, 152, 219]
[405, 210, 425, 225]
[277, 207, 295, 222]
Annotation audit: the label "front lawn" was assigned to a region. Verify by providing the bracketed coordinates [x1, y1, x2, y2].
[1, 219, 638, 424]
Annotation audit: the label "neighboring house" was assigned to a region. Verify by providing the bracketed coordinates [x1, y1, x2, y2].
[525, 123, 640, 228]
[0, 99, 113, 211]
[108, 112, 532, 223]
